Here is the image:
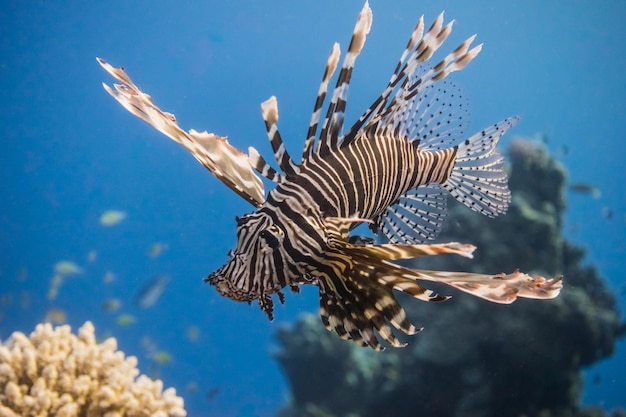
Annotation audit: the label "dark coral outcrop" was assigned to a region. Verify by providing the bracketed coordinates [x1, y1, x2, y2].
[274, 139, 624, 417]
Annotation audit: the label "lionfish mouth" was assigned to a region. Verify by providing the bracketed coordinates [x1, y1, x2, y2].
[204, 260, 229, 289]
[204, 259, 257, 303]
[204, 270, 221, 286]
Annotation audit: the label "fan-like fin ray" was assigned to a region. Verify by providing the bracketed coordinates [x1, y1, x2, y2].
[380, 184, 448, 244]
[443, 117, 519, 217]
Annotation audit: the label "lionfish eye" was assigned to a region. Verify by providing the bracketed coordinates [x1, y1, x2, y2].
[259, 230, 280, 249]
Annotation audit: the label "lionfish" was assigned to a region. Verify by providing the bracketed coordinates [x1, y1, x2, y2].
[98, 2, 562, 350]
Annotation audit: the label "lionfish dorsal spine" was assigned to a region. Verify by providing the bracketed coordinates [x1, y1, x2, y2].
[301, 43, 341, 163]
[346, 15, 426, 139]
[344, 13, 480, 145]
[316, 2, 373, 157]
[260, 96, 299, 180]
[248, 145, 283, 183]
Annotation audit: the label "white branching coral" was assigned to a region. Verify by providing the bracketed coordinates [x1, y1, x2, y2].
[0, 321, 186, 417]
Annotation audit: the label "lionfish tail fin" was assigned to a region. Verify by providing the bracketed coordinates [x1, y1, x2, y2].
[414, 269, 563, 303]
[444, 117, 520, 217]
[96, 58, 265, 207]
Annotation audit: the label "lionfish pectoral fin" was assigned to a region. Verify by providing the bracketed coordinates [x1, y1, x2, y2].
[348, 241, 476, 261]
[315, 241, 475, 350]
[97, 58, 265, 207]
[316, 269, 419, 351]
[412, 269, 563, 303]
[315, 240, 562, 350]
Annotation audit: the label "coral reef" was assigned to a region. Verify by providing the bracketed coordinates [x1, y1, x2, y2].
[274, 139, 624, 417]
[0, 321, 186, 417]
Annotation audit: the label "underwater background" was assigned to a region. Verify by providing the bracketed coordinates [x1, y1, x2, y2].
[1, 1, 625, 416]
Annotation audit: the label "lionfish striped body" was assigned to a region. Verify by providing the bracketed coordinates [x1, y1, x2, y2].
[98, 2, 562, 350]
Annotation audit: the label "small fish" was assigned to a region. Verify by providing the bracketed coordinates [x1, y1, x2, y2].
[50, 274, 63, 287]
[54, 260, 83, 276]
[134, 275, 170, 309]
[46, 285, 59, 301]
[568, 182, 601, 198]
[602, 207, 614, 220]
[87, 250, 98, 263]
[141, 335, 155, 349]
[44, 308, 67, 324]
[103, 271, 116, 284]
[17, 267, 28, 281]
[100, 209, 127, 226]
[152, 351, 172, 364]
[115, 313, 136, 326]
[102, 298, 122, 312]
[47, 274, 64, 300]
[98, 2, 563, 350]
[0, 294, 13, 307]
[186, 381, 198, 394]
[592, 374, 602, 385]
[20, 291, 30, 309]
[205, 386, 220, 401]
[186, 325, 200, 342]
[147, 242, 168, 258]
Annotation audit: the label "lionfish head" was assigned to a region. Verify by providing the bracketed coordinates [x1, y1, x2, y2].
[205, 210, 288, 320]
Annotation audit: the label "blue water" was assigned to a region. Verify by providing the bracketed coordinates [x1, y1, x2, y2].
[1, 1, 624, 416]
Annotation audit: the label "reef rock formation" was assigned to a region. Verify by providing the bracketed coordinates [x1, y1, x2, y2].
[274, 139, 624, 417]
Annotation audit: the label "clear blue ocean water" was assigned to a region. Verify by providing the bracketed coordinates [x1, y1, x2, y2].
[1, 1, 624, 416]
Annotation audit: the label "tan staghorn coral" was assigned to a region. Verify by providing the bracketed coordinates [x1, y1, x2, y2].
[0, 321, 186, 417]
